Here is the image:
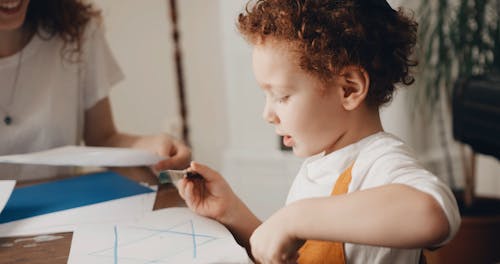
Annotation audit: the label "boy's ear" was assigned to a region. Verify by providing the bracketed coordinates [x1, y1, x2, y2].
[337, 66, 370, 111]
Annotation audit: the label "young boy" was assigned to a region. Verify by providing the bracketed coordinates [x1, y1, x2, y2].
[178, 0, 461, 263]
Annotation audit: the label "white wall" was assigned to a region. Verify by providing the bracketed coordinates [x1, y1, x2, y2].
[177, 0, 228, 171]
[94, 0, 180, 136]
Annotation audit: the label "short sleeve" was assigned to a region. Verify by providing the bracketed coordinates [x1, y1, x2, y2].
[395, 170, 461, 246]
[80, 19, 124, 110]
[371, 152, 462, 247]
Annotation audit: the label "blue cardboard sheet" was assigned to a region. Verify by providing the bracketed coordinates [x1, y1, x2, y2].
[0, 171, 154, 224]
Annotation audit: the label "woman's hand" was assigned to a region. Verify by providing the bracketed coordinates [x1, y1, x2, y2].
[151, 134, 191, 171]
[250, 206, 304, 264]
[132, 134, 191, 171]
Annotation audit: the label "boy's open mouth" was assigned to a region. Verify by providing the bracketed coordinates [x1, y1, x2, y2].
[283, 135, 293, 147]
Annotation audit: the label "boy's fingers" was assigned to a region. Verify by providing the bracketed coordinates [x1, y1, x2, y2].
[177, 178, 187, 200]
[184, 181, 194, 205]
[190, 161, 220, 181]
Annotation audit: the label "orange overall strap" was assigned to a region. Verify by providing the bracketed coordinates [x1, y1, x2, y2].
[297, 164, 354, 264]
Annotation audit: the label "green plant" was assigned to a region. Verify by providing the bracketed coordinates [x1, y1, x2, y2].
[414, 0, 500, 207]
[417, 0, 500, 109]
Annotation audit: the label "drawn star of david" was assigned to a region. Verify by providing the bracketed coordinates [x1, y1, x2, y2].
[88, 220, 219, 263]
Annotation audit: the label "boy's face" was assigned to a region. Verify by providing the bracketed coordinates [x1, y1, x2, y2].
[252, 41, 348, 157]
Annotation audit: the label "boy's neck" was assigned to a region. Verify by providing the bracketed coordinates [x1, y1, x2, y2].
[349, 107, 384, 141]
[325, 106, 383, 154]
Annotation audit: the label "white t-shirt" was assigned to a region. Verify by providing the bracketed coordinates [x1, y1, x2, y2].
[0, 19, 124, 180]
[286, 132, 461, 264]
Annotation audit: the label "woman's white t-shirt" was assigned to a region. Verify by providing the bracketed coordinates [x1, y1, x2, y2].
[0, 20, 124, 180]
[286, 132, 461, 264]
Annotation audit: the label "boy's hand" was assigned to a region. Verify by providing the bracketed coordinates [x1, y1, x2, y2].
[250, 206, 304, 264]
[177, 162, 239, 224]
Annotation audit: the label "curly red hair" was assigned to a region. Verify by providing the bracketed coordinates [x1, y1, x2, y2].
[237, 0, 418, 107]
[25, 0, 101, 59]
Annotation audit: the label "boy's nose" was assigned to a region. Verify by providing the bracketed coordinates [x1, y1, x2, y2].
[262, 104, 279, 124]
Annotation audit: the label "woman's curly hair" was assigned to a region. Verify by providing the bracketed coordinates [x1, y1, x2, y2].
[25, 0, 101, 60]
[237, 0, 418, 107]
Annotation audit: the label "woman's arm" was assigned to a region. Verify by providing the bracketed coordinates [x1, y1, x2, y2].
[83, 97, 191, 170]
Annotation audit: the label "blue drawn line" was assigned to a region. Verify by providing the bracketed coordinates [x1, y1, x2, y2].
[130, 225, 217, 238]
[131, 227, 215, 239]
[89, 220, 223, 263]
[190, 220, 197, 258]
[114, 225, 118, 264]
[89, 222, 188, 256]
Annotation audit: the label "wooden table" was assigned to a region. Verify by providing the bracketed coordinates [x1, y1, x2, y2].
[0, 167, 186, 264]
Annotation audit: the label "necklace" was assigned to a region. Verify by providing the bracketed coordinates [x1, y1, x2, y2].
[0, 48, 23, 126]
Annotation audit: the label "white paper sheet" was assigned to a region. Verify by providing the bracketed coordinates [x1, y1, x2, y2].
[0, 180, 16, 214]
[0, 146, 164, 167]
[0, 192, 156, 237]
[68, 207, 249, 264]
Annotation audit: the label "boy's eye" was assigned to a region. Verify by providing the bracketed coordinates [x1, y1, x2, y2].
[278, 95, 290, 103]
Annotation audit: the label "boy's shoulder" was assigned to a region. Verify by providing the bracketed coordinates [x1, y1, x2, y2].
[355, 132, 421, 170]
[352, 132, 435, 188]
[357, 132, 412, 155]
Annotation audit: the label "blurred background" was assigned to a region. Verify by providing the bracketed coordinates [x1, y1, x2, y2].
[93, 0, 499, 220]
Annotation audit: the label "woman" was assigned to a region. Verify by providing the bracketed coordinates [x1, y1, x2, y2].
[0, 0, 190, 180]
